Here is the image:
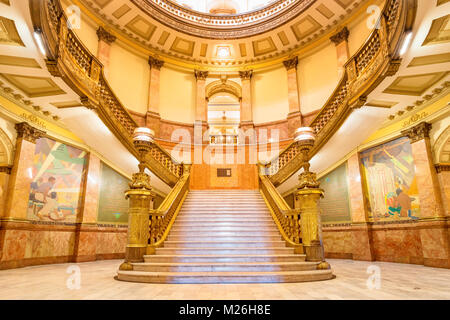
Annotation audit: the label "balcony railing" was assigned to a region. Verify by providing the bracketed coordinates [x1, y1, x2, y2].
[264, 0, 413, 187]
[32, 0, 183, 187]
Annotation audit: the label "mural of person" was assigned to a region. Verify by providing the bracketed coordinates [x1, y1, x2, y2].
[34, 177, 56, 203]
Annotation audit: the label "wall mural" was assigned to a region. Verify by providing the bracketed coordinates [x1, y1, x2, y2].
[28, 138, 87, 222]
[318, 163, 352, 224]
[360, 137, 420, 221]
[97, 162, 130, 224]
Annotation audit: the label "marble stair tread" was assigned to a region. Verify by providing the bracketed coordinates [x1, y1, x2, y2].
[117, 270, 334, 284]
[130, 262, 320, 272]
[167, 236, 284, 241]
[155, 248, 295, 255]
[144, 254, 306, 263]
[169, 231, 281, 236]
[163, 241, 285, 248]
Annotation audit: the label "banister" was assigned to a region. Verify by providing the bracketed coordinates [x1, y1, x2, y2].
[259, 173, 303, 253]
[32, 0, 182, 187]
[147, 166, 191, 254]
[266, 0, 414, 187]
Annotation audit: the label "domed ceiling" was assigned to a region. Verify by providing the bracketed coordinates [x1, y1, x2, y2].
[66, 0, 374, 68]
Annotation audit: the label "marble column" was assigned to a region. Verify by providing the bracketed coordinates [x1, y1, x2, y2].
[194, 70, 209, 136]
[283, 57, 302, 137]
[347, 153, 374, 261]
[435, 164, 450, 217]
[3, 123, 45, 220]
[330, 27, 350, 78]
[239, 70, 254, 131]
[73, 153, 101, 262]
[402, 122, 449, 268]
[96, 26, 116, 77]
[0, 166, 11, 218]
[146, 57, 164, 137]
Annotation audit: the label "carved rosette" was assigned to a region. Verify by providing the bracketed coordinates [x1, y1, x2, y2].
[239, 70, 253, 80]
[15, 122, 46, 143]
[330, 27, 349, 45]
[402, 122, 432, 144]
[297, 171, 321, 189]
[194, 70, 209, 81]
[96, 26, 116, 44]
[149, 56, 164, 70]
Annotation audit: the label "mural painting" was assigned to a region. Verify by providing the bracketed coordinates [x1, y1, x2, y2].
[360, 137, 420, 221]
[28, 138, 87, 222]
[318, 163, 352, 224]
[97, 162, 130, 224]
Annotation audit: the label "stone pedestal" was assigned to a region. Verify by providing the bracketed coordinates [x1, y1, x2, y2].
[296, 187, 325, 262]
[120, 172, 154, 270]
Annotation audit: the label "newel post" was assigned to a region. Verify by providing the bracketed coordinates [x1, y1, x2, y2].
[293, 127, 330, 269]
[119, 128, 155, 271]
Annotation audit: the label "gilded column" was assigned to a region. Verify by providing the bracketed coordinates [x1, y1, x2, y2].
[4, 123, 45, 220]
[283, 57, 302, 137]
[239, 70, 254, 131]
[73, 153, 101, 262]
[330, 27, 350, 78]
[146, 57, 164, 137]
[347, 153, 374, 261]
[96, 26, 116, 77]
[402, 122, 449, 268]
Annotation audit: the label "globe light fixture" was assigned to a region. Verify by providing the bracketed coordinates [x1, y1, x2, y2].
[294, 127, 315, 145]
[133, 127, 154, 161]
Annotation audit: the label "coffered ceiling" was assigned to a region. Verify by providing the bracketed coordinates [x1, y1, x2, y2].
[68, 0, 374, 68]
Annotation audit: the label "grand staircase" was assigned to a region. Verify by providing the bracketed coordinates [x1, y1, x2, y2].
[117, 190, 334, 283]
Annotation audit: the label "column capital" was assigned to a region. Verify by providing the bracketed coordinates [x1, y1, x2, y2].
[96, 26, 116, 44]
[239, 70, 253, 80]
[15, 122, 46, 143]
[402, 122, 432, 144]
[283, 57, 298, 71]
[148, 56, 164, 70]
[330, 27, 349, 45]
[194, 70, 209, 81]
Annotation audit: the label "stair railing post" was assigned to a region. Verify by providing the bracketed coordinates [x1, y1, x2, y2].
[119, 128, 156, 271]
[293, 127, 330, 269]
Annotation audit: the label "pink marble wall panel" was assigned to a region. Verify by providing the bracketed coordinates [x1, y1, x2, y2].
[347, 154, 367, 223]
[411, 140, 445, 218]
[0, 172, 10, 218]
[96, 231, 127, 255]
[323, 228, 353, 258]
[437, 171, 450, 216]
[80, 154, 101, 224]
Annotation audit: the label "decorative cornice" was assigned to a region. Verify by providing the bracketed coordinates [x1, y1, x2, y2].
[194, 70, 209, 81]
[330, 27, 350, 45]
[96, 26, 116, 44]
[15, 122, 46, 143]
[148, 56, 164, 70]
[435, 163, 450, 173]
[283, 57, 298, 71]
[239, 70, 253, 80]
[401, 122, 432, 144]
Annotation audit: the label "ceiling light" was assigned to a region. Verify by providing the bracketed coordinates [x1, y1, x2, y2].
[399, 31, 413, 56]
[217, 46, 231, 59]
[33, 28, 47, 56]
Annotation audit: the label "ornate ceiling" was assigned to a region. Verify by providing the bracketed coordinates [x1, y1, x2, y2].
[69, 0, 374, 68]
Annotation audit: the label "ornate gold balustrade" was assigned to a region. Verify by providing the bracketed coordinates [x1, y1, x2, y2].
[265, 0, 415, 187]
[30, 0, 182, 187]
[259, 173, 303, 254]
[147, 163, 190, 254]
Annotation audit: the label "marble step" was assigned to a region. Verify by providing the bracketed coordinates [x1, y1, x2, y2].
[117, 269, 334, 284]
[163, 241, 285, 248]
[169, 230, 281, 236]
[170, 226, 278, 232]
[144, 254, 306, 263]
[173, 222, 276, 228]
[131, 261, 319, 272]
[155, 247, 294, 255]
[178, 211, 269, 215]
[175, 216, 273, 221]
[167, 235, 283, 242]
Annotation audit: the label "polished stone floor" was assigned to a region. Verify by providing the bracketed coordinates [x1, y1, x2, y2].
[0, 259, 449, 300]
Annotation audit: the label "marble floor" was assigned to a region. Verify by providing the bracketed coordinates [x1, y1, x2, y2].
[0, 259, 449, 300]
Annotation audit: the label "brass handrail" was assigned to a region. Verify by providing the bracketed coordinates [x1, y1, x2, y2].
[147, 167, 190, 253]
[265, 0, 413, 187]
[259, 173, 303, 253]
[32, 0, 182, 186]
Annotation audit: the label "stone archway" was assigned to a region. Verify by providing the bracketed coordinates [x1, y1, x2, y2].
[433, 125, 450, 163]
[0, 127, 13, 166]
